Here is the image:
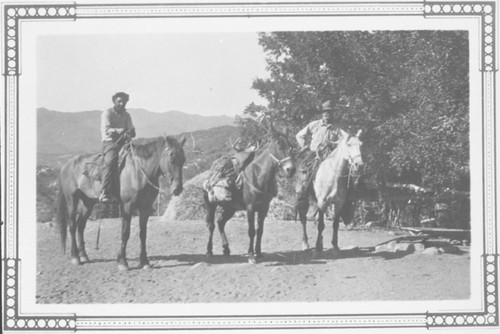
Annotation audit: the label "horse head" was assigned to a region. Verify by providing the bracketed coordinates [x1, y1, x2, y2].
[160, 135, 186, 196]
[344, 129, 364, 175]
[267, 123, 296, 178]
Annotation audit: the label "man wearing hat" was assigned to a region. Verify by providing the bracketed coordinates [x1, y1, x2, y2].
[294, 100, 343, 213]
[100, 91, 136, 203]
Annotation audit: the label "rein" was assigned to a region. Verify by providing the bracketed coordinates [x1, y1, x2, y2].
[129, 142, 169, 195]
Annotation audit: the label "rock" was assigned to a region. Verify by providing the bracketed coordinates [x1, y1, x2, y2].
[374, 244, 388, 252]
[387, 241, 397, 251]
[414, 243, 426, 252]
[422, 247, 441, 255]
[439, 245, 460, 254]
[191, 262, 210, 270]
[365, 221, 380, 228]
[395, 243, 414, 252]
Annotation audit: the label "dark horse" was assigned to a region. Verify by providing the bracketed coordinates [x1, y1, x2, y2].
[56, 135, 186, 270]
[204, 125, 296, 263]
[298, 130, 364, 252]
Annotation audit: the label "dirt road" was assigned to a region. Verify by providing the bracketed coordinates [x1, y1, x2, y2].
[37, 217, 470, 303]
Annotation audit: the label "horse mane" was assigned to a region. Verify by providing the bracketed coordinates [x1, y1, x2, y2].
[131, 137, 167, 159]
[165, 136, 182, 150]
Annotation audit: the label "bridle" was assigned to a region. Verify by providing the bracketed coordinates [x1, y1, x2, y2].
[345, 138, 363, 185]
[268, 137, 294, 169]
[269, 152, 293, 167]
[129, 141, 180, 194]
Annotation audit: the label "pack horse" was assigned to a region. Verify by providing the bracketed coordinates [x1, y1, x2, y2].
[204, 124, 296, 263]
[56, 135, 186, 270]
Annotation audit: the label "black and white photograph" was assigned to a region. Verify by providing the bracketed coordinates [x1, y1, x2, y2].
[1, 0, 498, 333]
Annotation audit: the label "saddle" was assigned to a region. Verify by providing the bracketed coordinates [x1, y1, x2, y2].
[82, 143, 132, 182]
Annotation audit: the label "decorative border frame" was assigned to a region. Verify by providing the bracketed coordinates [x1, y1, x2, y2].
[1, 0, 497, 331]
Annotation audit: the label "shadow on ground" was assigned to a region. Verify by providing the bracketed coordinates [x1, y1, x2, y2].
[145, 246, 423, 269]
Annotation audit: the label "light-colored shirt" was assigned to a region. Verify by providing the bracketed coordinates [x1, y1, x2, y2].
[101, 108, 135, 142]
[296, 119, 341, 152]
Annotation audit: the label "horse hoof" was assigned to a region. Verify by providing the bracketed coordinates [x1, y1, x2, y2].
[142, 264, 151, 270]
[118, 264, 129, 271]
[255, 253, 263, 259]
[71, 258, 80, 265]
[206, 251, 213, 257]
[80, 256, 90, 263]
[302, 242, 310, 251]
[332, 246, 340, 252]
[248, 257, 257, 265]
[223, 249, 231, 256]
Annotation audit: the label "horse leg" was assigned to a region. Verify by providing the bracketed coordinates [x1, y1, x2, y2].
[217, 207, 235, 256]
[69, 196, 80, 265]
[332, 214, 341, 251]
[76, 202, 94, 263]
[138, 208, 151, 269]
[298, 204, 310, 251]
[340, 200, 355, 228]
[255, 205, 270, 259]
[296, 179, 311, 251]
[315, 210, 325, 253]
[117, 204, 132, 271]
[205, 203, 216, 257]
[247, 210, 256, 263]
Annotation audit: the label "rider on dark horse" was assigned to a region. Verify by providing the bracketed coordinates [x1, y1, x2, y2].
[294, 100, 344, 213]
[100, 92, 136, 203]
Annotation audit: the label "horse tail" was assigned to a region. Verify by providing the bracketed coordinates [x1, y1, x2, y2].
[55, 180, 68, 254]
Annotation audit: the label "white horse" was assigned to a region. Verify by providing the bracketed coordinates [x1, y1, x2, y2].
[313, 129, 364, 252]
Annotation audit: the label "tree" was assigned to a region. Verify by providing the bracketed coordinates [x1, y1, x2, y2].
[239, 31, 469, 192]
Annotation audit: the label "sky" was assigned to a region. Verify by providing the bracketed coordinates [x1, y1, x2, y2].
[37, 33, 269, 116]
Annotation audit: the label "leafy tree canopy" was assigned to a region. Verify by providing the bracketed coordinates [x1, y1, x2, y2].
[237, 31, 469, 191]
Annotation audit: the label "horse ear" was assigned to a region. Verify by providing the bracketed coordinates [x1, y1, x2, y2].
[267, 120, 278, 137]
[356, 129, 362, 137]
[179, 135, 187, 147]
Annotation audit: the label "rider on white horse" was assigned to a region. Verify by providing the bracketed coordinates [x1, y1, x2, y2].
[295, 100, 345, 212]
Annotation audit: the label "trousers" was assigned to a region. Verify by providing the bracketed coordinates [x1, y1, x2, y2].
[101, 140, 123, 197]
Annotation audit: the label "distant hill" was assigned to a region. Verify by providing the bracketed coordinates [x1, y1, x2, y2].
[37, 107, 235, 161]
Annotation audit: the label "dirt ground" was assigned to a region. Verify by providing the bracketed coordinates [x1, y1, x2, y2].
[37, 217, 470, 303]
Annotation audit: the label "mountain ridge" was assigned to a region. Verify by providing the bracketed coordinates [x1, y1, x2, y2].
[37, 107, 235, 157]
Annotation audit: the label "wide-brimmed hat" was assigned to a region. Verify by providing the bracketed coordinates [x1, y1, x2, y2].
[319, 100, 337, 113]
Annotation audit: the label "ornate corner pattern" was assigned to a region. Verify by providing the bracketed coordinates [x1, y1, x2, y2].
[4, 4, 76, 76]
[427, 255, 498, 327]
[3, 259, 76, 331]
[424, 1, 495, 72]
